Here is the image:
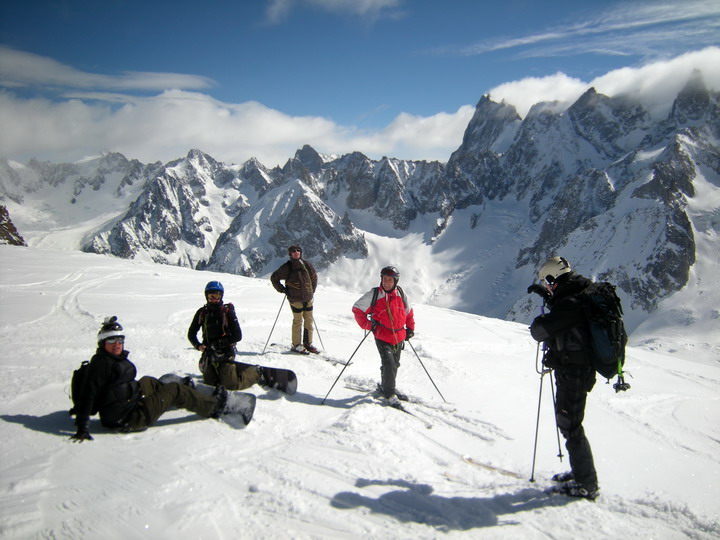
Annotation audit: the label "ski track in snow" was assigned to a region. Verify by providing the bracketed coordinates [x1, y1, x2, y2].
[1, 246, 719, 539]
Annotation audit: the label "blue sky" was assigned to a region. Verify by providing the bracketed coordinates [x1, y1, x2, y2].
[1, 0, 719, 167]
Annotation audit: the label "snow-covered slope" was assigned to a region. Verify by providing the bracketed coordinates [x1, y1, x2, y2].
[0, 245, 718, 539]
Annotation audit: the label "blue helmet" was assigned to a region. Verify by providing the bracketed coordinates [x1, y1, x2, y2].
[205, 281, 224, 297]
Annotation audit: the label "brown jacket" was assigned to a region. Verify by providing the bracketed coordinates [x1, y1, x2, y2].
[271, 258, 317, 302]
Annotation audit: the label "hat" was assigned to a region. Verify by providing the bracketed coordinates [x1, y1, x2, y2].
[380, 265, 400, 282]
[288, 245, 302, 255]
[538, 256, 572, 284]
[205, 281, 224, 297]
[97, 316, 124, 345]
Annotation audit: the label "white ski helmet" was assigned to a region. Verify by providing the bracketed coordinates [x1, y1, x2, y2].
[538, 256, 572, 284]
[97, 315, 124, 344]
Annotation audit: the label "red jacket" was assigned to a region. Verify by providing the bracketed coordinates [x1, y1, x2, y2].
[352, 286, 415, 345]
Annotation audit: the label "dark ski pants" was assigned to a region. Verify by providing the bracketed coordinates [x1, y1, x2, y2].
[122, 376, 218, 432]
[201, 355, 261, 391]
[375, 339, 403, 398]
[554, 366, 598, 489]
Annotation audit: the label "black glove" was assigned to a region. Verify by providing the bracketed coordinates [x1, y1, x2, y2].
[404, 328, 414, 341]
[527, 283, 550, 300]
[279, 286, 287, 294]
[529, 318, 550, 342]
[70, 417, 93, 442]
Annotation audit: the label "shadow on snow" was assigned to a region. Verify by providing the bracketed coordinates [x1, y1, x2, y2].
[331, 477, 575, 531]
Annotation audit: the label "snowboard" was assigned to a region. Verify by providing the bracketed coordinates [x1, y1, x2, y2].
[258, 366, 298, 395]
[158, 374, 256, 427]
[194, 381, 256, 427]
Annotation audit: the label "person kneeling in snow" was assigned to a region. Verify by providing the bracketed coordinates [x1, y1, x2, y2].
[187, 281, 265, 390]
[70, 316, 229, 442]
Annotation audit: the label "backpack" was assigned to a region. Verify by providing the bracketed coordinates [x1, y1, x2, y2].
[579, 282, 628, 381]
[68, 360, 99, 416]
[198, 303, 236, 339]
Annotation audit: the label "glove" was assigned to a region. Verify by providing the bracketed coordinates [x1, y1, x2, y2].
[70, 429, 93, 442]
[529, 318, 550, 342]
[70, 417, 93, 442]
[404, 328, 414, 341]
[279, 286, 287, 294]
[527, 283, 550, 300]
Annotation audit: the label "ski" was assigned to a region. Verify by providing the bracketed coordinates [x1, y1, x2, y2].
[462, 456, 524, 479]
[269, 342, 310, 355]
[344, 376, 455, 412]
[268, 343, 344, 365]
[373, 396, 432, 429]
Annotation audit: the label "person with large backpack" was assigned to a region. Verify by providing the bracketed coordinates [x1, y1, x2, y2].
[70, 316, 232, 441]
[528, 256, 601, 500]
[187, 281, 264, 390]
[270, 245, 319, 354]
[352, 266, 415, 407]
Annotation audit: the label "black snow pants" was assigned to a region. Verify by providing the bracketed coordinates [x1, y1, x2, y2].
[554, 365, 598, 489]
[375, 339, 403, 398]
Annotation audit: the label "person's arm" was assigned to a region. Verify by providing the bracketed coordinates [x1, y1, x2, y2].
[270, 263, 289, 293]
[70, 356, 108, 442]
[308, 261, 318, 292]
[187, 309, 203, 349]
[352, 290, 375, 331]
[222, 304, 242, 345]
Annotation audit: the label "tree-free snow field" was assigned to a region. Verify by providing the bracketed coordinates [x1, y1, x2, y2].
[0, 246, 718, 539]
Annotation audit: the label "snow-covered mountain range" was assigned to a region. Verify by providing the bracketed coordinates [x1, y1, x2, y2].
[1, 72, 718, 339]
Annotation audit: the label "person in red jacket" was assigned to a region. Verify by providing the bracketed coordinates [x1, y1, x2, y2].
[352, 266, 415, 406]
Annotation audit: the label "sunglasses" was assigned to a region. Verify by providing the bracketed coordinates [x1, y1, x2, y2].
[105, 337, 124, 344]
[207, 292, 222, 299]
[291, 249, 301, 253]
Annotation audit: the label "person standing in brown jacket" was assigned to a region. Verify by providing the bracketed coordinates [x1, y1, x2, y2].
[270, 245, 319, 354]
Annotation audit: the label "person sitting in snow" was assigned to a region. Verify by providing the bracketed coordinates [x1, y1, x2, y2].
[187, 281, 265, 390]
[270, 245, 320, 354]
[70, 316, 231, 441]
[528, 256, 600, 500]
[351, 265, 415, 407]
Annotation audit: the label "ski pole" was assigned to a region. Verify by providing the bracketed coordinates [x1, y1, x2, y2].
[407, 341, 447, 403]
[262, 295, 286, 354]
[313, 316, 326, 351]
[549, 374, 564, 461]
[321, 331, 371, 404]
[529, 360, 545, 482]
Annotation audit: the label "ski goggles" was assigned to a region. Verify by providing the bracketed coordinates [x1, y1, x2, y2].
[105, 337, 125, 344]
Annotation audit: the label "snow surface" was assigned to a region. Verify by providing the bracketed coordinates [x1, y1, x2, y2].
[1, 245, 719, 539]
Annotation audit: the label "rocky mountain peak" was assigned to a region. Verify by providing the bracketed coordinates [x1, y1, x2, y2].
[670, 69, 712, 123]
[0, 205, 26, 246]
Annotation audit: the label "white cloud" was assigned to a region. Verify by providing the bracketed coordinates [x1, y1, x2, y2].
[488, 47, 720, 119]
[0, 46, 214, 92]
[487, 73, 588, 118]
[0, 88, 469, 167]
[453, 0, 720, 60]
[265, 0, 403, 24]
[1, 47, 718, 169]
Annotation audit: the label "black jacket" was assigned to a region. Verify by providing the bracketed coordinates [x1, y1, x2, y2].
[530, 272, 595, 368]
[187, 302, 242, 354]
[75, 348, 142, 429]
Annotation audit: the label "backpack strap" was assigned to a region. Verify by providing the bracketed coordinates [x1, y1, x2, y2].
[370, 286, 407, 310]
